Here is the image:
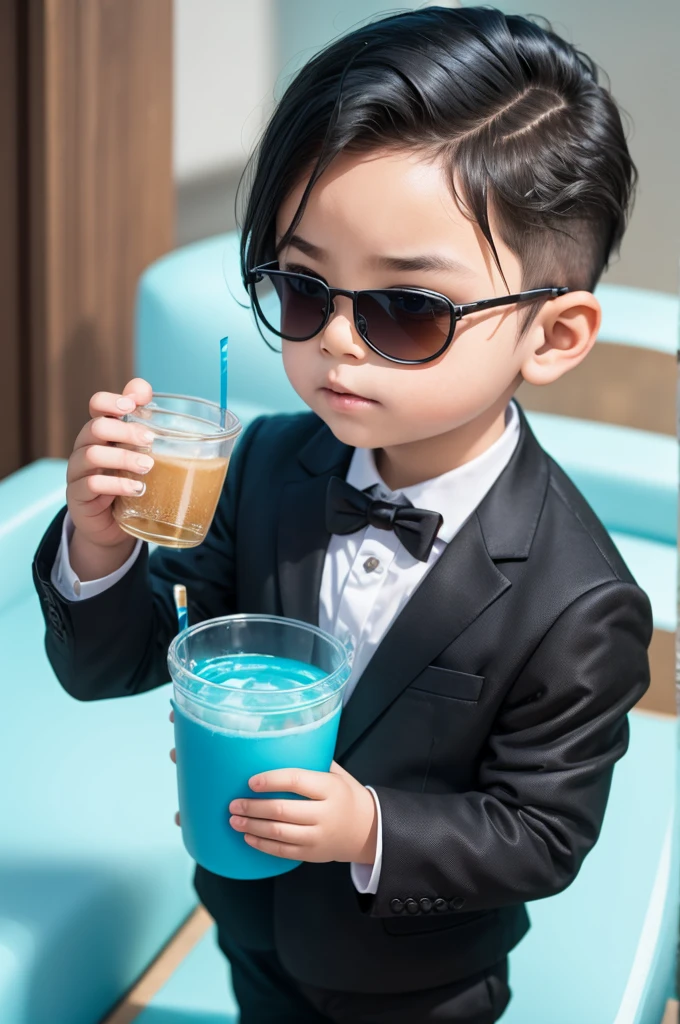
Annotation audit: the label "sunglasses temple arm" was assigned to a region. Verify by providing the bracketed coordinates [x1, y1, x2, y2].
[456, 287, 569, 315]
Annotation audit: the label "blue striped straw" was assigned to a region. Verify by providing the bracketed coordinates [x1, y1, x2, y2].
[173, 584, 188, 633]
[219, 336, 228, 427]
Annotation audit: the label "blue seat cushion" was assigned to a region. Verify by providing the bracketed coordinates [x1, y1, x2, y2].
[0, 463, 198, 1024]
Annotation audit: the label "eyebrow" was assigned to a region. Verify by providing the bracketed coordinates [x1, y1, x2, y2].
[284, 233, 476, 277]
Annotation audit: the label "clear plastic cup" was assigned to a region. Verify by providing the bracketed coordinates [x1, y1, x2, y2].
[167, 614, 351, 880]
[112, 392, 242, 548]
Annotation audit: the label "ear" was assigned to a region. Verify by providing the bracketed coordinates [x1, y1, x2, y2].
[520, 291, 601, 387]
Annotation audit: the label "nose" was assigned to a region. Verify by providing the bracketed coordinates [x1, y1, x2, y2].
[320, 295, 367, 361]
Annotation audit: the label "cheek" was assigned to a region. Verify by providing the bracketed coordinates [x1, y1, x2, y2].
[398, 328, 520, 419]
[282, 342, 314, 395]
[454, 319, 521, 381]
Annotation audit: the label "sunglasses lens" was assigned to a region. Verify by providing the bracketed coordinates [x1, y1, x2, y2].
[357, 290, 452, 361]
[252, 270, 452, 361]
[253, 271, 328, 340]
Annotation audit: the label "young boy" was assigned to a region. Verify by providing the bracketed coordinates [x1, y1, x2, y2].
[33, 7, 652, 1022]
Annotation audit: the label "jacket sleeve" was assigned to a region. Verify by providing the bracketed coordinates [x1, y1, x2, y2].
[363, 579, 653, 918]
[32, 415, 267, 702]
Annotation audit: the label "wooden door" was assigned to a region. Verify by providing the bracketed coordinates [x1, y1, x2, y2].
[0, 0, 174, 478]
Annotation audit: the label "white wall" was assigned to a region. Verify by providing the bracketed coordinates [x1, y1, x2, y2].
[173, 0, 275, 181]
[275, 0, 459, 96]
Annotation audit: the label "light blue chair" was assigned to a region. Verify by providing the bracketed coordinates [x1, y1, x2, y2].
[1, 229, 676, 1024]
[135, 233, 680, 1024]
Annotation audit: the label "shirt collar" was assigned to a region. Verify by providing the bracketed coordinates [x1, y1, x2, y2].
[345, 399, 521, 544]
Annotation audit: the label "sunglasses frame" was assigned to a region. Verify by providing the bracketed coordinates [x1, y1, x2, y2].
[246, 260, 571, 366]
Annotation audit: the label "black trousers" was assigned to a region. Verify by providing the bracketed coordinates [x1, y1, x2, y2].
[217, 931, 511, 1024]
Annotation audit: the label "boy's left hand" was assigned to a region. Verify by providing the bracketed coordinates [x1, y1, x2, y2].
[228, 762, 378, 864]
[169, 714, 377, 864]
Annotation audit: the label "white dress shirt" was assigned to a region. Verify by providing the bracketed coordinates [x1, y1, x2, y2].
[51, 400, 520, 895]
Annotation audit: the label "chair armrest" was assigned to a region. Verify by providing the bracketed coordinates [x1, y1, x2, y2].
[0, 458, 67, 612]
[594, 283, 678, 355]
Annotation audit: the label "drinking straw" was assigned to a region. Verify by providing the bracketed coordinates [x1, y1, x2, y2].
[173, 584, 188, 633]
[219, 336, 228, 427]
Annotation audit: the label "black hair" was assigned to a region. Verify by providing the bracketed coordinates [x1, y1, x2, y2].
[237, 5, 637, 340]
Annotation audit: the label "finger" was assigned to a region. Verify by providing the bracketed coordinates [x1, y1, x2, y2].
[169, 748, 176, 763]
[230, 816, 315, 847]
[74, 415, 155, 453]
[88, 391, 138, 420]
[228, 797, 319, 825]
[329, 760, 350, 778]
[169, 710, 175, 723]
[249, 769, 330, 800]
[174, 811, 181, 826]
[67, 472, 147, 504]
[121, 378, 153, 405]
[67, 442, 154, 485]
[243, 833, 304, 861]
[87, 380, 153, 420]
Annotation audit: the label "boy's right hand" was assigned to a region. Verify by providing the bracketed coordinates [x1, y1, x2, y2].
[66, 378, 155, 551]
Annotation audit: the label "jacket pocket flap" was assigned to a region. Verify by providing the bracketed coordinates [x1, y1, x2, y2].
[410, 665, 484, 702]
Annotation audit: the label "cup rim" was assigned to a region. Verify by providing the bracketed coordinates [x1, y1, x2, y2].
[127, 392, 242, 442]
[167, 613, 352, 696]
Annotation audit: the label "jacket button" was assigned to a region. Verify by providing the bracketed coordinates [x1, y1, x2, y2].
[433, 898, 448, 913]
[404, 899, 419, 915]
[419, 898, 433, 913]
[449, 897, 466, 910]
[390, 899, 404, 914]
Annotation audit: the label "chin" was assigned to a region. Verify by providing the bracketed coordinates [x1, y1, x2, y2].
[323, 415, 399, 450]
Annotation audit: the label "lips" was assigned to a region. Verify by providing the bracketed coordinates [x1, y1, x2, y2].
[320, 383, 379, 412]
[325, 382, 366, 399]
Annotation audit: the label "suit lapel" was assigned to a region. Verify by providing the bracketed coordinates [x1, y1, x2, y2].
[335, 402, 550, 760]
[277, 475, 334, 624]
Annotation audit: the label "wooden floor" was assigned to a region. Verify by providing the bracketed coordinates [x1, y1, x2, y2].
[102, 906, 214, 1024]
[663, 999, 679, 1024]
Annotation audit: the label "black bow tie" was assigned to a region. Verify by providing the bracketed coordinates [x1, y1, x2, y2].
[325, 476, 443, 562]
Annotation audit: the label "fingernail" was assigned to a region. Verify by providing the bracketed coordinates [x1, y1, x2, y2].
[139, 429, 155, 444]
[117, 397, 135, 411]
[135, 455, 154, 472]
[130, 480, 146, 495]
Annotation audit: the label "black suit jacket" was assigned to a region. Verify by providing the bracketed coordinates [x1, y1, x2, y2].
[32, 403, 653, 995]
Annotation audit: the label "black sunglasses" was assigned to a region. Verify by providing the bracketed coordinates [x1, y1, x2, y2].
[246, 261, 570, 365]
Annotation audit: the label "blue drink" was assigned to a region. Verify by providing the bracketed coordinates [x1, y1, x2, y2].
[167, 617, 351, 880]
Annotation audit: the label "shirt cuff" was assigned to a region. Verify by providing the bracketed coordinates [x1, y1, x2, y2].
[50, 509, 143, 601]
[350, 785, 383, 895]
